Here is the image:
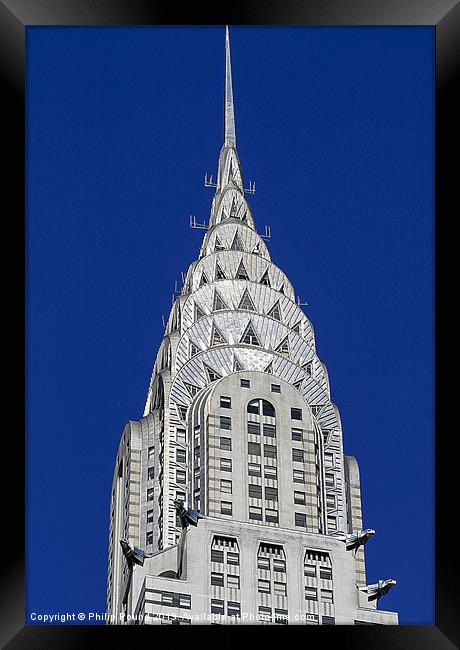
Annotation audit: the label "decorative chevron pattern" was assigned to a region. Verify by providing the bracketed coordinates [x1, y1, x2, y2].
[141, 30, 347, 550]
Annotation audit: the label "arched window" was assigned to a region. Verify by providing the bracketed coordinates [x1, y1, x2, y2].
[247, 399, 276, 418]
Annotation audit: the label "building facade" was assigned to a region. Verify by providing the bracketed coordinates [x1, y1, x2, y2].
[106, 27, 398, 626]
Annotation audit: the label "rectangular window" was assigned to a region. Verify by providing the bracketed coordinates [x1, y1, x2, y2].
[146, 531, 153, 545]
[304, 564, 316, 577]
[294, 491, 306, 505]
[274, 608, 288, 624]
[176, 428, 186, 441]
[176, 470, 186, 484]
[147, 509, 154, 523]
[274, 582, 287, 597]
[291, 427, 303, 441]
[265, 508, 279, 523]
[147, 466, 154, 480]
[263, 423, 276, 437]
[179, 594, 191, 609]
[248, 442, 261, 456]
[211, 599, 224, 614]
[273, 558, 286, 573]
[248, 462, 261, 477]
[258, 606, 272, 621]
[305, 587, 318, 601]
[324, 452, 334, 467]
[291, 407, 303, 420]
[257, 557, 270, 570]
[220, 396, 231, 409]
[211, 572, 224, 586]
[227, 552, 239, 566]
[326, 494, 336, 508]
[176, 448, 186, 463]
[292, 448, 304, 462]
[247, 422, 260, 435]
[227, 601, 241, 618]
[220, 479, 232, 494]
[211, 549, 224, 563]
[327, 516, 337, 530]
[147, 488, 154, 501]
[161, 592, 173, 606]
[293, 469, 305, 483]
[221, 501, 233, 515]
[320, 567, 333, 581]
[295, 512, 307, 527]
[220, 416, 231, 430]
[264, 444, 277, 458]
[265, 487, 278, 501]
[240, 379, 250, 388]
[322, 616, 335, 625]
[258, 579, 271, 593]
[220, 458, 232, 472]
[148, 445, 154, 459]
[220, 437, 232, 451]
[249, 506, 263, 521]
[176, 491, 186, 502]
[249, 484, 262, 499]
[325, 473, 335, 486]
[264, 465, 277, 480]
[271, 384, 281, 393]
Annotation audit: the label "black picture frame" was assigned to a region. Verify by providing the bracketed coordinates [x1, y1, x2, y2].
[1, 1, 458, 647]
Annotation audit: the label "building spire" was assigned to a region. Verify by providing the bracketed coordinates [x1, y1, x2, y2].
[224, 26, 236, 147]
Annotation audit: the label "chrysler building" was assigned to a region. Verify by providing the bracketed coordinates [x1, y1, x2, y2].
[106, 27, 398, 626]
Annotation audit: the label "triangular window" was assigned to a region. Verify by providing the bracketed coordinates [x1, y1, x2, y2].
[292, 321, 301, 334]
[238, 288, 255, 311]
[279, 284, 285, 294]
[231, 231, 244, 251]
[211, 324, 227, 346]
[311, 405, 322, 416]
[240, 321, 261, 346]
[230, 196, 238, 217]
[204, 364, 222, 383]
[267, 301, 281, 321]
[195, 304, 205, 321]
[241, 211, 247, 223]
[235, 260, 249, 280]
[215, 261, 227, 280]
[199, 271, 209, 287]
[304, 362, 313, 377]
[184, 382, 200, 397]
[252, 243, 261, 256]
[177, 405, 188, 421]
[264, 362, 273, 374]
[214, 236, 225, 252]
[293, 380, 303, 391]
[233, 355, 243, 372]
[189, 341, 199, 357]
[276, 336, 290, 357]
[213, 290, 228, 311]
[259, 269, 271, 287]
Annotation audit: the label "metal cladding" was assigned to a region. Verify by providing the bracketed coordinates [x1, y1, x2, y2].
[106, 27, 398, 626]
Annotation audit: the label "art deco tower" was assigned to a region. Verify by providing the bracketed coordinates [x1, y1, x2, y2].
[106, 27, 398, 625]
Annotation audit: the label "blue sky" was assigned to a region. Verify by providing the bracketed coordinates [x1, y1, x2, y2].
[26, 26, 433, 624]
